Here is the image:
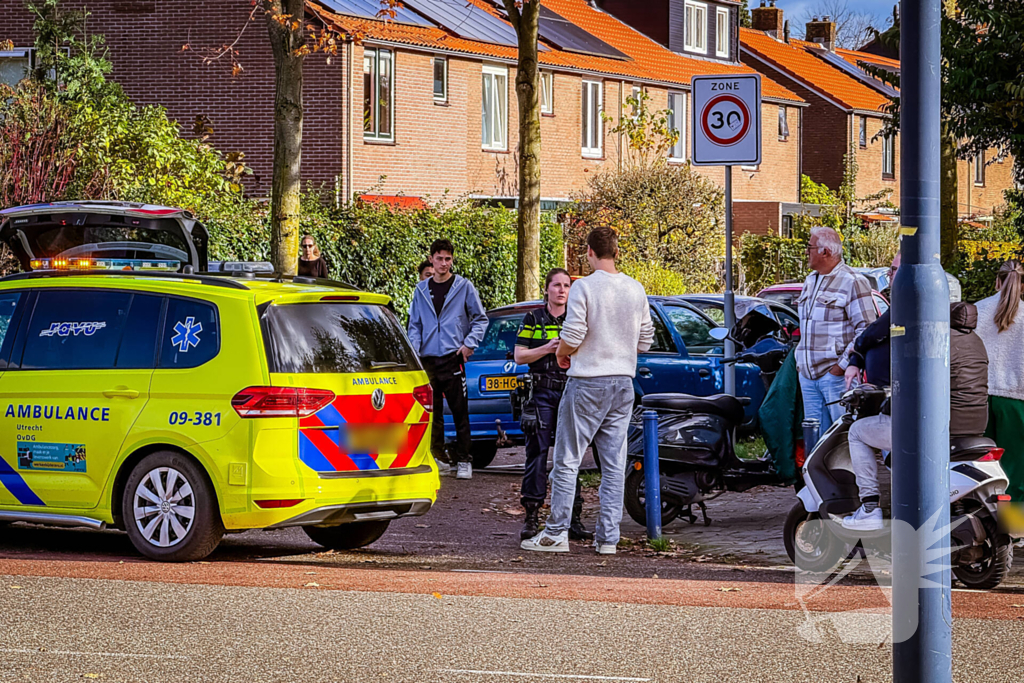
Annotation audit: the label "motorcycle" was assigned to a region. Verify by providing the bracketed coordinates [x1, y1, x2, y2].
[784, 384, 1014, 590]
[622, 309, 796, 527]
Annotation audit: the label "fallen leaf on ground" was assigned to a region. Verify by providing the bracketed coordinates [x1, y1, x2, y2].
[304, 582, 320, 587]
[511, 556, 523, 563]
[420, 566, 432, 570]
[534, 584, 549, 588]
[432, 592, 443, 599]
[716, 587, 742, 592]
[82, 675, 100, 680]
[1011, 604, 1024, 608]
[652, 574, 659, 579]
[305, 572, 317, 575]
[9, 586, 21, 589]
[599, 561, 608, 566]
[415, 524, 430, 528]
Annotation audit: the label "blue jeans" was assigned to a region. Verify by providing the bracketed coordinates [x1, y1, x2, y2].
[547, 376, 634, 546]
[799, 372, 847, 442]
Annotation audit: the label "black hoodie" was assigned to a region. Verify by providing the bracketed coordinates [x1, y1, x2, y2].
[950, 302, 989, 437]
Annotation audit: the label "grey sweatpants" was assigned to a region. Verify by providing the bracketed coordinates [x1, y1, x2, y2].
[848, 414, 892, 500]
[546, 376, 634, 546]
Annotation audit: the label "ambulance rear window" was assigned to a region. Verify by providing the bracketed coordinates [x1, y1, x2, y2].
[261, 303, 420, 374]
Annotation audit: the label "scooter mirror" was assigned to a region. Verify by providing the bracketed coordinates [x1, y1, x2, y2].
[709, 327, 729, 341]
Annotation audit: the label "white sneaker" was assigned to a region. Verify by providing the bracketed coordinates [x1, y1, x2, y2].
[435, 459, 452, 477]
[521, 531, 569, 553]
[595, 543, 617, 555]
[456, 462, 473, 480]
[842, 505, 884, 531]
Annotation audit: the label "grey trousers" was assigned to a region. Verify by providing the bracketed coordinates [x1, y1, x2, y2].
[848, 414, 892, 500]
[546, 376, 634, 545]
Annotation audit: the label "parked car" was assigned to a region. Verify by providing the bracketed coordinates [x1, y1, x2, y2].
[445, 297, 770, 466]
[757, 282, 890, 316]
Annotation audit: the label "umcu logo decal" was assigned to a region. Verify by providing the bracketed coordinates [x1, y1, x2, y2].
[39, 321, 107, 338]
[371, 389, 386, 411]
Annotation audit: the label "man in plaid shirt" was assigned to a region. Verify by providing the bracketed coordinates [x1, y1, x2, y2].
[796, 226, 877, 440]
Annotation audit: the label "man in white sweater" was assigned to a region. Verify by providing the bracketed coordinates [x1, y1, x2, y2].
[522, 227, 655, 554]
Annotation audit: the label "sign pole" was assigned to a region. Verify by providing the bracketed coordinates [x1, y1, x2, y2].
[892, 0, 951, 680]
[723, 165, 736, 396]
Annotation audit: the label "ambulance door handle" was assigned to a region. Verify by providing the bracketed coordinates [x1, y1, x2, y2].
[104, 387, 140, 399]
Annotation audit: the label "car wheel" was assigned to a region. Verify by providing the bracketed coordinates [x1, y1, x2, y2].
[303, 520, 391, 550]
[122, 452, 223, 562]
[623, 466, 681, 527]
[471, 441, 499, 469]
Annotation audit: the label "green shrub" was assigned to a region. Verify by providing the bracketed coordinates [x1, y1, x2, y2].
[740, 234, 808, 295]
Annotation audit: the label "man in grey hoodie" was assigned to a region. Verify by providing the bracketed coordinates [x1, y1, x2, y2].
[408, 239, 489, 479]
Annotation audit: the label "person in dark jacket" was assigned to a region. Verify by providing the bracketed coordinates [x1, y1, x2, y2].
[297, 234, 329, 278]
[842, 257, 989, 531]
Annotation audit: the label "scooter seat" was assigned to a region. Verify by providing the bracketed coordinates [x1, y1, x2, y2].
[641, 393, 746, 426]
[950, 436, 998, 462]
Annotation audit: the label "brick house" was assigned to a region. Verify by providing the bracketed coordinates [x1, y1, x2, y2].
[0, 0, 807, 238]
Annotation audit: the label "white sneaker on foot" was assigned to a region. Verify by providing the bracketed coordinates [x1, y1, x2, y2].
[435, 459, 452, 477]
[521, 531, 569, 553]
[456, 462, 473, 479]
[595, 543, 617, 555]
[842, 505, 884, 531]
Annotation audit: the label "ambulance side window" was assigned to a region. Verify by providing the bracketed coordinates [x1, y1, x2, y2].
[115, 294, 165, 369]
[0, 291, 24, 368]
[159, 298, 220, 369]
[21, 289, 132, 370]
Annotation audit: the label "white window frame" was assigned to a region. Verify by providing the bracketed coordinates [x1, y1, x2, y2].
[363, 47, 395, 142]
[684, 0, 708, 55]
[0, 48, 31, 88]
[882, 132, 896, 178]
[777, 106, 789, 140]
[581, 79, 603, 158]
[433, 56, 447, 103]
[668, 92, 687, 162]
[540, 71, 553, 114]
[481, 63, 509, 151]
[715, 7, 730, 58]
[974, 149, 985, 186]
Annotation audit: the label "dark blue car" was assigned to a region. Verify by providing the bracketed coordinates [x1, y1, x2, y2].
[444, 297, 769, 468]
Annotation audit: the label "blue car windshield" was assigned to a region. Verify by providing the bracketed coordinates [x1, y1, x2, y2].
[474, 313, 528, 361]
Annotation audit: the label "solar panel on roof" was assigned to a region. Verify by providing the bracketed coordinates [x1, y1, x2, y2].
[317, 0, 434, 27]
[537, 6, 629, 61]
[402, 0, 519, 47]
[811, 47, 899, 98]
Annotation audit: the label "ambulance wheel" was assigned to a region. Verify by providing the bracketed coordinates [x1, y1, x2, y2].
[471, 441, 498, 469]
[303, 520, 391, 550]
[784, 501, 845, 572]
[624, 467, 680, 526]
[123, 452, 224, 562]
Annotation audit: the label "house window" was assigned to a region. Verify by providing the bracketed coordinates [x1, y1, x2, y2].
[481, 64, 508, 151]
[974, 150, 986, 185]
[668, 92, 686, 161]
[540, 71, 553, 114]
[684, 1, 708, 54]
[630, 85, 643, 118]
[581, 79, 603, 158]
[363, 48, 394, 141]
[716, 7, 730, 58]
[0, 48, 31, 88]
[433, 57, 447, 102]
[859, 116, 868, 148]
[778, 106, 789, 141]
[781, 215, 794, 238]
[882, 131, 895, 178]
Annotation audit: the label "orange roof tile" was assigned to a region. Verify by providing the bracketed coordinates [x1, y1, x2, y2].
[741, 29, 890, 112]
[310, 0, 803, 104]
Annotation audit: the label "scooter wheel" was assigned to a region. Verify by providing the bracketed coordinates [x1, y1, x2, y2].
[624, 467, 681, 527]
[953, 537, 1013, 590]
[784, 501, 845, 573]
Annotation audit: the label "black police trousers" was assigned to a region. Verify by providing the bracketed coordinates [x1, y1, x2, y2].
[421, 351, 471, 464]
[521, 385, 583, 508]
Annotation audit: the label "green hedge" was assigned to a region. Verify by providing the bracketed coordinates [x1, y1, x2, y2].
[204, 194, 564, 317]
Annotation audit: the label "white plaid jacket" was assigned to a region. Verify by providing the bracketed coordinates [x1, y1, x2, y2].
[795, 262, 877, 380]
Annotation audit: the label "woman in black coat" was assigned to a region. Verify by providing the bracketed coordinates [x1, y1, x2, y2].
[297, 234, 329, 278]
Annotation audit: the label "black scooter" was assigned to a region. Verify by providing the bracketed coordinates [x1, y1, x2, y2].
[623, 310, 794, 527]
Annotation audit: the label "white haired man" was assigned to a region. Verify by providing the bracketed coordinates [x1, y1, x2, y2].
[796, 226, 877, 441]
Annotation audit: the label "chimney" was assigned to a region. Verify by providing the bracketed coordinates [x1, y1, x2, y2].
[751, 0, 784, 39]
[805, 16, 837, 51]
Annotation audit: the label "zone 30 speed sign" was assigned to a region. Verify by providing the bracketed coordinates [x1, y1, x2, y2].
[691, 74, 762, 166]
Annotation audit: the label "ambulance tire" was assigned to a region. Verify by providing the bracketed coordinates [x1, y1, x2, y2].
[303, 520, 391, 550]
[123, 452, 224, 562]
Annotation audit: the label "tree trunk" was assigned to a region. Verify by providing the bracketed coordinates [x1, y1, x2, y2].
[504, 0, 541, 302]
[940, 121, 959, 269]
[266, 0, 304, 276]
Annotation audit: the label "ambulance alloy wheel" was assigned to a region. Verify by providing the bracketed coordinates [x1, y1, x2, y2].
[123, 452, 224, 562]
[303, 520, 391, 550]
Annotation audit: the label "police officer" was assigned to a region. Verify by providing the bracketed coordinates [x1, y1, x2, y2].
[514, 268, 593, 541]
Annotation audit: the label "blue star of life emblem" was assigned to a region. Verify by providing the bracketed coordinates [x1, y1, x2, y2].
[171, 317, 203, 353]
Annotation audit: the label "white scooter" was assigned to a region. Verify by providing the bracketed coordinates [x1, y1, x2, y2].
[783, 385, 1014, 590]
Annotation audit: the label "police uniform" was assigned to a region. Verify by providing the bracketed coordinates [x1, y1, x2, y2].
[516, 306, 590, 540]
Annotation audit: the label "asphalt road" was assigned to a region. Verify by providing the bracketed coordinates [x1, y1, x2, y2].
[1, 574, 1023, 683]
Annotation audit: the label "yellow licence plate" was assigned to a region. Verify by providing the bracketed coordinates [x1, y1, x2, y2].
[483, 376, 519, 392]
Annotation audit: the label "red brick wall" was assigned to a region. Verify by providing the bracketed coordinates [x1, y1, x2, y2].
[732, 201, 781, 237]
